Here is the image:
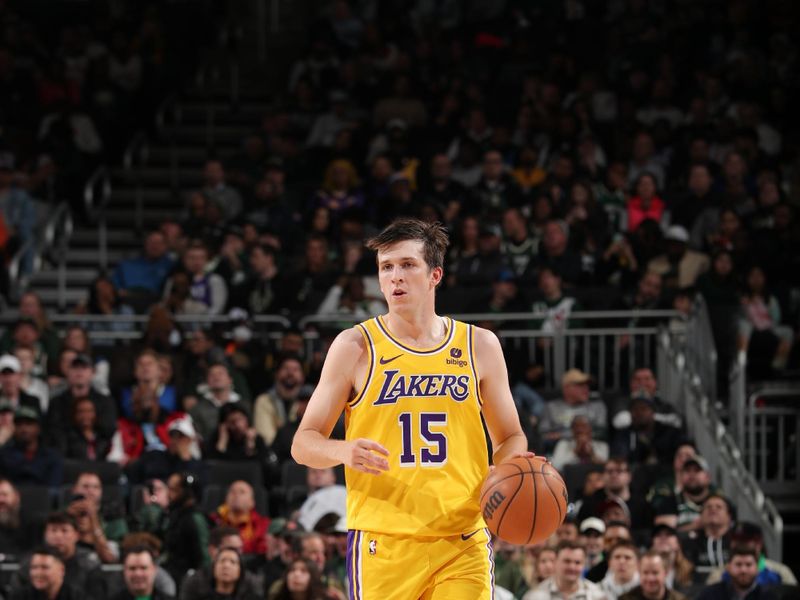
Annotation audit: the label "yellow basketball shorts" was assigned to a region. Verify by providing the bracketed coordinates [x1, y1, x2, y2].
[345, 528, 494, 600]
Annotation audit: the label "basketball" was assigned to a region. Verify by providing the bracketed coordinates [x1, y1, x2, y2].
[480, 456, 568, 545]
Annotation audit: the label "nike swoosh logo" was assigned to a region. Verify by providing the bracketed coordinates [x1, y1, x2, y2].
[461, 530, 479, 541]
[379, 354, 403, 365]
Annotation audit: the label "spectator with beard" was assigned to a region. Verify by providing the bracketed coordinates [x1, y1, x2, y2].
[254, 355, 306, 446]
[652, 455, 715, 532]
[161, 472, 211, 584]
[611, 396, 686, 467]
[578, 457, 652, 534]
[619, 550, 688, 600]
[697, 547, 778, 600]
[0, 406, 62, 488]
[9, 546, 82, 600]
[0, 478, 41, 558]
[705, 522, 796, 586]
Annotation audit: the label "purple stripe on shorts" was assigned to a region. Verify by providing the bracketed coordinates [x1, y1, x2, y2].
[355, 531, 363, 600]
[346, 530, 355, 600]
[485, 528, 495, 597]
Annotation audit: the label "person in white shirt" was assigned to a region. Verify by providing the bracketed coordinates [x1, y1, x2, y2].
[551, 415, 609, 471]
[523, 540, 608, 600]
[600, 541, 640, 599]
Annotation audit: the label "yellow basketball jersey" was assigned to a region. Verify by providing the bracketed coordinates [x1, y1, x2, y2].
[345, 316, 489, 537]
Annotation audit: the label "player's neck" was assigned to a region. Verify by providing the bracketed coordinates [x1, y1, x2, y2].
[383, 309, 445, 347]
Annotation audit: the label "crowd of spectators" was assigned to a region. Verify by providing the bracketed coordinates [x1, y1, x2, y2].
[1, 0, 800, 599]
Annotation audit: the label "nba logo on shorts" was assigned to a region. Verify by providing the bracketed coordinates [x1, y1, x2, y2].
[369, 540, 377, 555]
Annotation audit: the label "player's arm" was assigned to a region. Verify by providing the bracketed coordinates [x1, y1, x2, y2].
[291, 328, 389, 475]
[474, 327, 533, 465]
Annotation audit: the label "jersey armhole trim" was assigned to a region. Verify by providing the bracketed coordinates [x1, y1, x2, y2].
[468, 324, 483, 407]
[349, 323, 374, 409]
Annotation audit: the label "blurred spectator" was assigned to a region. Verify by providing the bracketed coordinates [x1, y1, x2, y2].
[316, 274, 385, 319]
[611, 396, 685, 467]
[737, 264, 794, 374]
[231, 244, 285, 315]
[522, 540, 606, 600]
[0, 354, 41, 414]
[670, 163, 718, 232]
[254, 355, 306, 446]
[619, 550, 688, 600]
[9, 545, 81, 600]
[260, 518, 303, 592]
[13, 346, 49, 413]
[551, 416, 609, 472]
[282, 235, 339, 314]
[652, 455, 715, 532]
[611, 368, 682, 431]
[129, 478, 169, 536]
[5, 318, 51, 381]
[164, 241, 228, 316]
[705, 522, 796, 586]
[189, 363, 245, 443]
[202, 160, 243, 221]
[0, 293, 61, 364]
[449, 223, 506, 289]
[681, 494, 734, 584]
[209, 481, 269, 556]
[649, 524, 695, 596]
[493, 538, 528, 599]
[313, 159, 363, 216]
[0, 478, 41, 558]
[66, 472, 127, 562]
[272, 558, 328, 600]
[601, 541, 640, 599]
[501, 207, 538, 278]
[373, 74, 427, 129]
[45, 353, 116, 447]
[580, 517, 607, 572]
[586, 522, 634, 583]
[626, 173, 666, 233]
[267, 532, 345, 599]
[53, 396, 112, 460]
[530, 267, 583, 335]
[696, 547, 778, 600]
[121, 349, 178, 418]
[111, 230, 174, 313]
[472, 150, 521, 218]
[306, 90, 356, 150]
[196, 546, 260, 600]
[647, 226, 709, 290]
[207, 404, 270, 469]
[0, 152, 36, 274]
[179, 526, 247, 599]
[74, 275, 136, 345]
[126, 417, 205, 485]
[540, 369, 607, 446]
[161, 472, 210, 584]
[110, 545, 172, 600]
[535, 220, 583, 285]
[0, 406, 62, 487]
[627, 133, 666, 191]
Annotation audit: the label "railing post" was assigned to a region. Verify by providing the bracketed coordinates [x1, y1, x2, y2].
[729, 350, 747, 447]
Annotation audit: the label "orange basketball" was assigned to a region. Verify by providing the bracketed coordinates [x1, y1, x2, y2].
[480, 456, 568, 545]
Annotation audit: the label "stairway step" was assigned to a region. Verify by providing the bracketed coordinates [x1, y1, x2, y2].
[28, 287, 88, 306]
[105, 207, 180, 225]
[66, 248, 132, 266]
[145, 146, 236, 166]
[71, 228, 142, 247]
[162, 124, 252, 144]
[31, 269, 99, 286]
[108, 188, 182, 207]
[111, 167, 205, 188]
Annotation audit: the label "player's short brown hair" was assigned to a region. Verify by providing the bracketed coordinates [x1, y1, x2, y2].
[366, 218, 449, 271]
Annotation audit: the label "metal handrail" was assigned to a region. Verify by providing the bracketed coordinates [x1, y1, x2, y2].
[298, 310, 679, 329]
[0, 312, 293, 329]
[123, 132, 150, 231]
[8, 202, 73, 300]
[83, 166, 112, 272]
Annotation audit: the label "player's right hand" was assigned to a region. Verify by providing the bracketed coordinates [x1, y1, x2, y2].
[343, 438, 390, 475]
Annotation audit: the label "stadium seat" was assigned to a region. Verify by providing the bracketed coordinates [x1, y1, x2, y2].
[562, 463, 605, 502]
[17, 485, 55, 519]
[206, 460, 264, 488]
[61, 459, 122, 485]
[281, 461, 308, 488]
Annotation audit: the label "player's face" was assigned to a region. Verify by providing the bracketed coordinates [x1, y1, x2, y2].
[377, 240, 441, 310]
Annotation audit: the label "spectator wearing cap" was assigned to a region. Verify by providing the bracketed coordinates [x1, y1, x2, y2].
[681, 494, 735, 584]
[540, 369, 607, 447]
[254, 355, 307, 446]
[207, 403, 270, 466]
[534, 220, 583, 285]
[647, 225, 709, 290]
[45, 353, 117, 448]
[0, 354, 41, 414]
[125, 416, 206, 486]
[5, 318, 50, 381]
[0, 406, 62, 487]
[190, 363, 245, 443]
[626, 173, 666, 233]
[619, 550, 688, 600]
[161, 472, 211, 584]
[649, 524, 696, 596]
[210, 481, 270, 556]
[551, 415, 609, 472]
[611, 393, 685, 468]
[696, 547, 779, 600]
[611, 368, 682, 432]
[578, 457, 653, 535]
[652, 455, 715, 532]
[580, 518, 607, 572]
[111, 230, 175, 312]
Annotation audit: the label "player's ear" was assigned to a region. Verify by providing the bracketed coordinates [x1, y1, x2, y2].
[430, 266, 443, 287]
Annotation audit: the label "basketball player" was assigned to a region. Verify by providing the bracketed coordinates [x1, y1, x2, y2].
[292, 218, 533, 599]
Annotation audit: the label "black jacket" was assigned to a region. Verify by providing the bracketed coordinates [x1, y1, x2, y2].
[45, 388, 117, 445]
[162, 503, 210, 584]
[9, 583, 82, 600]
[696, 580, 778, 600]
[110, 589, 175, 600]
